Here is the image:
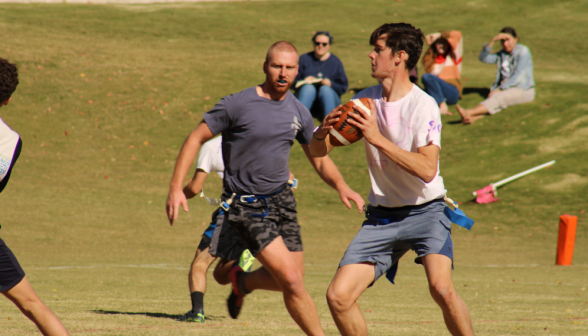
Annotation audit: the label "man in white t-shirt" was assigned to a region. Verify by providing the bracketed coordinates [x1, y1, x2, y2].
[310, 23, 474, 335]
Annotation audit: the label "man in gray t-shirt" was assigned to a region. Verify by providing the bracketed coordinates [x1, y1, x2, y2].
[166, 41, 363, 335]
[204, 86, 313, 195]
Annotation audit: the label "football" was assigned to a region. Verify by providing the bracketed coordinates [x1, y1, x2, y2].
[329, 98, 373, 147]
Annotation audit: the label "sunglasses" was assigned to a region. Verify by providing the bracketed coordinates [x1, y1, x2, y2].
[314, 42, 329, 47]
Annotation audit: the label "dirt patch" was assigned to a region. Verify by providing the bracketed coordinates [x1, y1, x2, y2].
[560, 115, 588, 130]
[537, 127, 588, 154]
[536, 72, 588, 84]
[543, 173, 588, 192]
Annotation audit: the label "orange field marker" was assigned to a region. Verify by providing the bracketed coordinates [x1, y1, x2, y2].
[555, 215, 578, 265]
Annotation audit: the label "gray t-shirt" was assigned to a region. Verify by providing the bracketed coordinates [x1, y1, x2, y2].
[203, 86, 314, 195]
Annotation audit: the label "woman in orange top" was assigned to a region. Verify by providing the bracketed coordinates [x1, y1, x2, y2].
[421, 31, 463, 115]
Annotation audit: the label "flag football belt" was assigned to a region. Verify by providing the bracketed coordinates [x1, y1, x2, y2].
[365, 198, 444, 224]
[220, 181, 296, 218]
[203, 178, 298, 209]
[443, 196, 475, 230]
[364, 197, 474, 230]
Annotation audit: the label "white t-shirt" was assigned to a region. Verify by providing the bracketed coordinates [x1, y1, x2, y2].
[0, 117, 20, 182]
[353, 84, 446, 208]
[500, 56, 513, 85]
[196, 136, 224, 178]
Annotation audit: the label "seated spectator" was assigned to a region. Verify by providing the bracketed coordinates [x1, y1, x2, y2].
[458, 27, 535, 124]
[294, 31, 348, 118]
[421, 30, 463, 115]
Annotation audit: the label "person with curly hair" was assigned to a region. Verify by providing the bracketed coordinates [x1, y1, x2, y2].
[0, 57, 70, 335]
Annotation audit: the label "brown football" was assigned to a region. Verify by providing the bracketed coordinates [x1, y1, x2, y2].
[329, 98, 373, 147]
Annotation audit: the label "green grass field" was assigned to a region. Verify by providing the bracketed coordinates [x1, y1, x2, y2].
[0, 0, 587, 334]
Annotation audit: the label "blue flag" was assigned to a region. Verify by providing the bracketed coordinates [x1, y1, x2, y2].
[443, 206, 474, 230]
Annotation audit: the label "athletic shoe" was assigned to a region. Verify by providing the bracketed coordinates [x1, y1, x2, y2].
[227, 265, 245, 319]
[227, 291, 243, 319]
[238, 249, 256, 272]
[177, 308, 205, 322]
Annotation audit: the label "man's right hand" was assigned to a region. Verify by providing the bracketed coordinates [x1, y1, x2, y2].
[166, 187, 189, 226]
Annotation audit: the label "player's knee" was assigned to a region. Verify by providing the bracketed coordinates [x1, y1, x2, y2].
[326, 285, 353, 312]
[191, 259, 209, 273]
[279, 269, 304, 294]
[213, 266, 231, 285]
[429, 280, 456, 304]
[14, 296, 43, 317]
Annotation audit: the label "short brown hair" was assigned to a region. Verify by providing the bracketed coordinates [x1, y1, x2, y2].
[369, 23, 424, 71]
[0, 58, 18, 103]
[265, 41, 298, 63]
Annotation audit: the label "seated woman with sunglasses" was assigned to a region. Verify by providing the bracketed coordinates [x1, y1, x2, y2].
[295, 31, 348, 118]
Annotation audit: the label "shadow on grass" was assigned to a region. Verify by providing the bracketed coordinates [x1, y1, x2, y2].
[92, 310, 227, 321]
[463, 87, 490, 98]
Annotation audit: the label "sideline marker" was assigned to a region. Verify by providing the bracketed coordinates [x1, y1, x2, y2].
[555, 215, 578, 266]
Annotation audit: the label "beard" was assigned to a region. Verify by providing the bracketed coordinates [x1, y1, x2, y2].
[272, 79, 292, 92]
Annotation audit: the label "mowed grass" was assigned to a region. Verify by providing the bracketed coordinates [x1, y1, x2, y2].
[0, 0, 587, 334]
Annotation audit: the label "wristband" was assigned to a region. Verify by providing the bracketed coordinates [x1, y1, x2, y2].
[312, 132, 326, 141]
[312, 126, 326, 141]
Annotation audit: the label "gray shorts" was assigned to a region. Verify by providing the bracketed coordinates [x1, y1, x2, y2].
[481, 87, 535, 114]
[339, 199, 452, 285]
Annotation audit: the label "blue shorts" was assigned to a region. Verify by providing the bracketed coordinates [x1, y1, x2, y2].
[338, 199, 452, 285]
[197, 208, 221, 251]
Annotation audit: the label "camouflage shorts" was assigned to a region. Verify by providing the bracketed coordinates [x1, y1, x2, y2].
[222, 185, 302, 256]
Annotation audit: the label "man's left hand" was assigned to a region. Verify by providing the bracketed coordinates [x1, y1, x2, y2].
[321, 78, 332, 86]
[338, 186, 365, 213]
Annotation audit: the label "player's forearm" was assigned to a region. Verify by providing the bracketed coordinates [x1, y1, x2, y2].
[371, 136, 438, 183]
[170, 123, 215, 191]
[183, 170, 208, 199]
[303, 144, 350, 192]
[310, 137, 329, 157]
[309, 127, 334, 157]
[170, 134, 204, 190]
[183, 186, 198, 199]
[312, 155, 350, 192]
[170, 149, 198, 191]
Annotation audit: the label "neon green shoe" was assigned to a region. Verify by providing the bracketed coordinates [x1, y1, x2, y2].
[178, 309, 205, 322]
[238, 249, 255, 272]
